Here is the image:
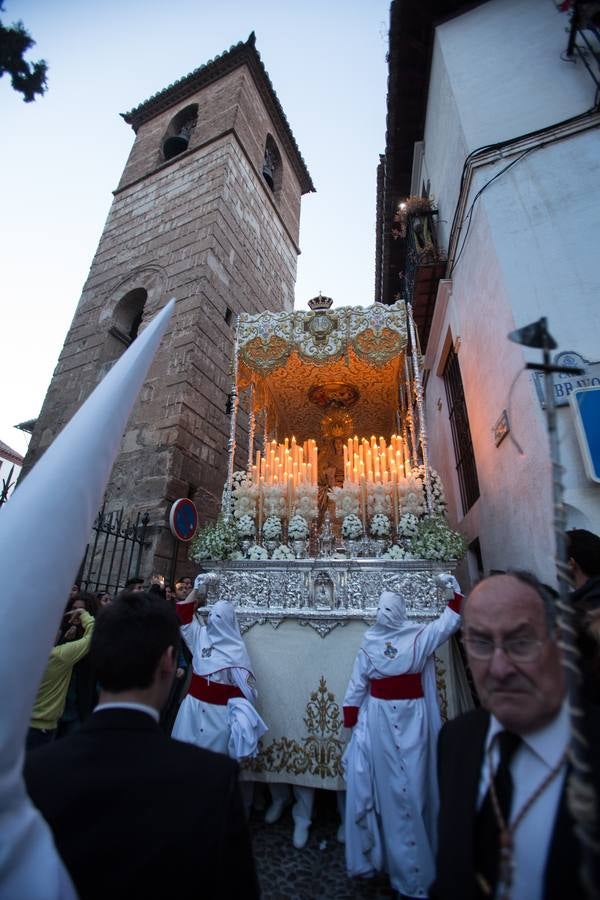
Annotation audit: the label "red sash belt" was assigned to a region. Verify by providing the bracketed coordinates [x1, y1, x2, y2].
[370, 673, 423, 700]
[189, 674, 243, 705]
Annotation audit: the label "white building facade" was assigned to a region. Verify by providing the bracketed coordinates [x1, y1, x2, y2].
[414, 0, 600, 584]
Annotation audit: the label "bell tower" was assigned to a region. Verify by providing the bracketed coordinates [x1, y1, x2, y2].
[23, 34, 314, 576]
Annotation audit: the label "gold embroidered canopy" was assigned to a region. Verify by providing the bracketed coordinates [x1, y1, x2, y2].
[236, 301, 408, 440]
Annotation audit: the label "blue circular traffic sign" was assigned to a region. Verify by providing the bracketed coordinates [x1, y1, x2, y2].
[169, 498, 198, 542]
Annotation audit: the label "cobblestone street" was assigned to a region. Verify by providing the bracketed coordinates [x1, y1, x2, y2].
[250, 790, 396, 900]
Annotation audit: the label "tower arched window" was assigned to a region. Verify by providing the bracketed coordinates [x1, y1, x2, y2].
[262, 134, 282, 193]
[112, 288, 147, 346]
[162, 104, 198, 161]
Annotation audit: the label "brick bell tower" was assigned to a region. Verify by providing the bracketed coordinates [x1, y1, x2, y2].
[23, 33, 314, 577]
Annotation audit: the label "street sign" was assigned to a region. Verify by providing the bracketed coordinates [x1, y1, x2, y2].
[169, 498, 199, 541]
[533, 351, 600, 407]
[570, 386, 600, 483]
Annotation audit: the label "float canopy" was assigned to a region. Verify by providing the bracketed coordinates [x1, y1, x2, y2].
[236, 301, 408, 441]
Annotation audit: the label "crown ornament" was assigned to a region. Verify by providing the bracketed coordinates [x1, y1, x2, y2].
[308, 292, 333, 311]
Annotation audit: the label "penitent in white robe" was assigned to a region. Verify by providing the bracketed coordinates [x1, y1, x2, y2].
[172, 599, 267, 760]
[342, 602, 461, 899]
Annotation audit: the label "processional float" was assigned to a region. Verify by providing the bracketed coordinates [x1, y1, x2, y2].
[191, 295, 472, 792]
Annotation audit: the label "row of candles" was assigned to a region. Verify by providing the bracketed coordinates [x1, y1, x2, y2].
[253, 439, 318, 535]
[343, 434, 411, 484]
[245, 434, 417, 537]
[252, 437, 319, 488]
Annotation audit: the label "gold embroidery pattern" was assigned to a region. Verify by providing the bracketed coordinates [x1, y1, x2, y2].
[243, 676, 344, 778]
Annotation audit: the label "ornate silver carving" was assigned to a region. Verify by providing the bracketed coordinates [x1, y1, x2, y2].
[297, 618, 351, 638]
[206, 558, 454, 629]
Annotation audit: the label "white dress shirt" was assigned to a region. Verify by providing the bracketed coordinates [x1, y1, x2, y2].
[478, 703, 569, 900]
[94, 701, 160, 723]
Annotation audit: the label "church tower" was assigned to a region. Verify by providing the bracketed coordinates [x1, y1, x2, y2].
[24, 34, 314, 576]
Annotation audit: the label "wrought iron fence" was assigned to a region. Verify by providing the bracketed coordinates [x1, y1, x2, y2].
[563, 2, 600, 95]
[78, 505, 150, 594]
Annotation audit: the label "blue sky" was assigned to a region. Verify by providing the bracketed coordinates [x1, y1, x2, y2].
[1, 0, 390, 455]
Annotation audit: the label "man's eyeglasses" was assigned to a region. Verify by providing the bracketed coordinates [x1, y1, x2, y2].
[463, 635, 544, 663]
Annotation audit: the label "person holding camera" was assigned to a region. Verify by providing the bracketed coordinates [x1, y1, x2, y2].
[26, 605, 95, 751]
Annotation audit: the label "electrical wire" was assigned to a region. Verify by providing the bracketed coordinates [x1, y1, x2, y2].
[446, 105, 600, 278]
[449, 148, 536, 276]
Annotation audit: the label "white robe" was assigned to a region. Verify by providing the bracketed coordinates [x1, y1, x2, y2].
[342, 604, 461, 898]
[172, 602, 267, 760]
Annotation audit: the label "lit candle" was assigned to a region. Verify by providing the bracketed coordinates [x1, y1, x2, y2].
[360, 476, 367, 531]
[258, 476, 264, 535]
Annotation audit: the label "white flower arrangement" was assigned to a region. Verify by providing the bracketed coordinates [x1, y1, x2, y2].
[367, 483, 391, 517]
[398, 475, 426, 518]
[247, 543, 269, 560]
[382, 544, 415, 560]
[412, 465, 447, 516]
[272, 543, 295, 560]
[410, 516, 466, 561]
[331, 483, 360, 519]
[189, 517, 239, 561]
[262, 515, 282, 540]
[342, 514, 363, 539]
[227, 550, 245, 560]
[288, 514, 309, 540]
[370, 513, 391, 537]
[397, 512, 419, 539]
[232, 478, 258, 520]
[236, 514, 256, 538]
[262, 483, 287, 518]
[293, 483, 318, 521]
[232, 469, 248, 487]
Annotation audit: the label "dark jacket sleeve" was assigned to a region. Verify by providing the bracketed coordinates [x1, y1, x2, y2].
[221, 769, 260, 899]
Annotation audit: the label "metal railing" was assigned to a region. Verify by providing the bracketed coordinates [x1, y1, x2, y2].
[78, 504, 150, 594]
[563, 2, 600, 96]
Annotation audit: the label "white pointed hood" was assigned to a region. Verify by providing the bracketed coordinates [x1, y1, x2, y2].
[0, 298, 175, 897]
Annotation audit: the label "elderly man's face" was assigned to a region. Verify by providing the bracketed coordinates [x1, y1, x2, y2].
[463, 575, 565, 734]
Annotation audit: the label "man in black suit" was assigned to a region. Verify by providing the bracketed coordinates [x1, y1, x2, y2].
[25, 591, 259, 900]
[430, 571, 598, 900]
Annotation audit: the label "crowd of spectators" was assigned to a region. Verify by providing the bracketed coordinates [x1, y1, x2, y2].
[22, 530, 600, 898]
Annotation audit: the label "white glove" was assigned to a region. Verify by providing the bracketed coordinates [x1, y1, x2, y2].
[435, 573, 461, 599]
[194, 573, 208, 593]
